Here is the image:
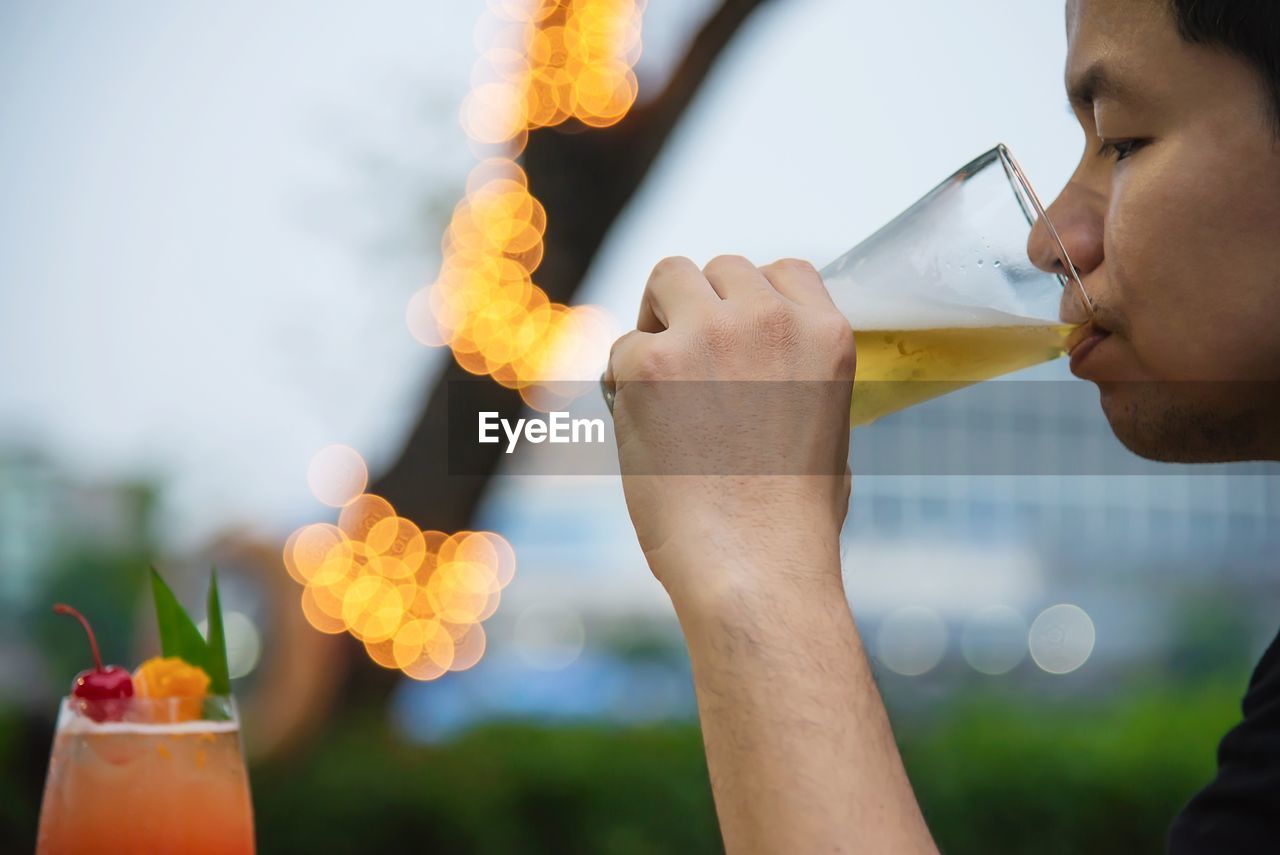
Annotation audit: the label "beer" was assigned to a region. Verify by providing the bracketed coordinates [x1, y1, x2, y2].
[848, 303, 1074, 426]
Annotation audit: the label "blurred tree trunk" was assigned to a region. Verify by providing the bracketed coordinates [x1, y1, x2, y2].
[333, 0, 774, 702]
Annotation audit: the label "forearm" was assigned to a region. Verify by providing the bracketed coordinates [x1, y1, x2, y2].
[609, 253, 922, 850]
[672, 551, 936, 855]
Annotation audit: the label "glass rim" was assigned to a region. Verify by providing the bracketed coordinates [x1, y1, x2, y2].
[56, 693, 238, 702]
[57, 694, 241, 728]
[994, 143, 1094, 318]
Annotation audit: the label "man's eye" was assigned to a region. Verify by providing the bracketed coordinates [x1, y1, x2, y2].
[1098, 138, 1147, 161]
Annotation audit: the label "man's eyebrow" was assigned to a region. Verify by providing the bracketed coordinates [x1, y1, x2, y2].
[1066, 62, 1135, 109]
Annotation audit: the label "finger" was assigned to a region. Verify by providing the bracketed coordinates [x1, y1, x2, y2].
[760, 258, 837, 309]
[638, 256, 717, 333]
[702, 254, 772, 301]
[602, 328, 650, 388]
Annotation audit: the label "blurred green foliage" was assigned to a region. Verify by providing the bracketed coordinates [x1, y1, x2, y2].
[245, 679, 1243, 855]
[35, 547, 152, 686]
[27, 478, 158, 686]
[0, 679, 1245, 853]
[900, 681, 1242, 854]
[0, 708, 37, 848]
[250, 717, 720, 854]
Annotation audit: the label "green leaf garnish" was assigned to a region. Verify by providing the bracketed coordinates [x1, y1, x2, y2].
[150, 567, 210, 674]
[149, 566, 233, 696]
[204, 568, 231, 696]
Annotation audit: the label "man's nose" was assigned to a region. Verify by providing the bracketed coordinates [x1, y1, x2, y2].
[1027, 181, 1105, 322]
[1027, 181, 1105, 279]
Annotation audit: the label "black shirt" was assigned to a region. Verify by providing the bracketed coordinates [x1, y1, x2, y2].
[1168, 629, 1280, 853]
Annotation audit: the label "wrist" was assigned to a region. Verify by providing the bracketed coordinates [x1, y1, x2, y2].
[670, 564, 856, 678]
[656, 533, 847, 628]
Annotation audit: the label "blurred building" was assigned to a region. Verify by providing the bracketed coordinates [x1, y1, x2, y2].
[0, 449, 157, 706]
[0, 449, 154, 608]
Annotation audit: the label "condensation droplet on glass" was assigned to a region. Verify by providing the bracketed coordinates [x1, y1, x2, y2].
[993, 260, 1001, 268]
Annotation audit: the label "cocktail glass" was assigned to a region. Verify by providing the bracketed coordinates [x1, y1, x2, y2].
[36, 695, 255, 855]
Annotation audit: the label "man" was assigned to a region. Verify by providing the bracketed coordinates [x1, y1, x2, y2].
[604, 0, 1280, 851]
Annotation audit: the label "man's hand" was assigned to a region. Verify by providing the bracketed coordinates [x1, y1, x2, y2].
[606, 255, 936, 855]
[604, 254, 855, 610]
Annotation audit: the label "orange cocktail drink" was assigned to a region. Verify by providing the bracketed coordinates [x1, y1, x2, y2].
[37, 696, 254, 855]
[38, 575, 255, 854]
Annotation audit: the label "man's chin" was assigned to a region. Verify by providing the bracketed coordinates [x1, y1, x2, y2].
[1098, 382, 1270, 464]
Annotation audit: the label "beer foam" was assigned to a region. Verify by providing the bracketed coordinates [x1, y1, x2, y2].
[56, 705, 240, 735]
[828, 281, 1050, 331]
[824, 267, 1054, 330]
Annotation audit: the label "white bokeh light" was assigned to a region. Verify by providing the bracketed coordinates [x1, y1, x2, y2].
[199, 610, 263, 680]
[306, 444, 368, 508]
[961, 605, 1028, 675]
[875, 606, 947, 676]
[1028, 603, 1095, 675]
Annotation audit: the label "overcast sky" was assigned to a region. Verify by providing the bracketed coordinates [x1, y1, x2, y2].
[0, 0, 1080, 547]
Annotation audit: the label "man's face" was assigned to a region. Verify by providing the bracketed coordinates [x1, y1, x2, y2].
[1031, 0, 1280, 462]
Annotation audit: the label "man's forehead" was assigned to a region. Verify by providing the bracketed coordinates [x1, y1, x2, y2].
[1064, 0, 1171, 105]
[1066, 0, 1163, 41]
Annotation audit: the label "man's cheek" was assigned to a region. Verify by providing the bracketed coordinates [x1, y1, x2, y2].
[1108, 169, 1202, 308]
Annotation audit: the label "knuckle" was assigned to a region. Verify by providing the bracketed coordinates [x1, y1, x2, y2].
[634, 340, 679, 381]
[610, 328, 663, 369]
[608, 330, 636, 361]
[649, 256, 693, 280]
[704, 253, 749, 274]
[607, 331, 637, 374]
[768, 257, 818, 274]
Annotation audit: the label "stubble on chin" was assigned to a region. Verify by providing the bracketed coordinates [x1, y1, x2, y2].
[1099, 382, 1274, 463]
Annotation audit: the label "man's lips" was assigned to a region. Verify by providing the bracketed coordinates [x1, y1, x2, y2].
[1067, 323, 1111, 374]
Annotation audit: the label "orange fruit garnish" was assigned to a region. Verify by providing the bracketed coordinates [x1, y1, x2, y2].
[132, 657, 210, 722]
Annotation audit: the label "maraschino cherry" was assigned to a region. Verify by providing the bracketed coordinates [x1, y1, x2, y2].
[53, 603, 133, 721]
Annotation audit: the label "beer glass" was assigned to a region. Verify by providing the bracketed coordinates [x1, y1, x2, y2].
[602, 144, 1090, 427]
[825, 144, 1090, 426]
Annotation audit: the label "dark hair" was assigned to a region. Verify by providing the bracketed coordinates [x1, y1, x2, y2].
[1169, 0, 1280, 127]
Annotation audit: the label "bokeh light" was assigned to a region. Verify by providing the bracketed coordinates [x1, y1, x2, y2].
[407, 0, 642, 406]
[293, 0, 634, 674]
[960, 605, 1028, 676]
[285, 491, 516, 678]
[197, 611, 263, 680]
[306, 445, 369, 508]
[875, 606, 948, 677]
[1028, 603, 1096, 675]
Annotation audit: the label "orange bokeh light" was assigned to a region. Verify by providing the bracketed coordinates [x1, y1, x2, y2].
[406, 0, 639, 398]
[338, 493, 396, 543]
[300, 585, 346, 635]
[446, 621, 488, 672]
[298, 1, 641, 676]
[285, 494, 516, 677]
